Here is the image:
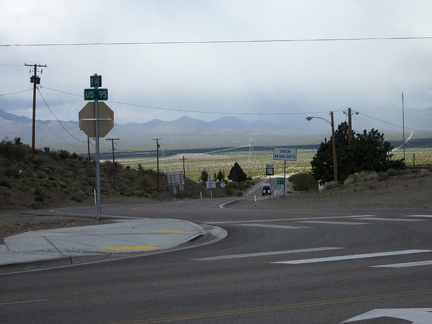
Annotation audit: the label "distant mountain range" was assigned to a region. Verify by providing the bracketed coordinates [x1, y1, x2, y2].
[1, 108, 431, 153]
[0, 109, 305, 152]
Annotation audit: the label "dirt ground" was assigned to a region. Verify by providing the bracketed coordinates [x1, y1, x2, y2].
[235, 171, 432, 210]
[1, 171, 431, 244]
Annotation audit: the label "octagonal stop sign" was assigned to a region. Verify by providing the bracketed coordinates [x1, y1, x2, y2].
[79, 102, 114, 138]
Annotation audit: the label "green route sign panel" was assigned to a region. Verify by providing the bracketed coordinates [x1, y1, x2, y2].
[84, 88, 108, 101]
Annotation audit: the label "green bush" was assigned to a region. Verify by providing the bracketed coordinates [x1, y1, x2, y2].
[289, 172, 317, 192]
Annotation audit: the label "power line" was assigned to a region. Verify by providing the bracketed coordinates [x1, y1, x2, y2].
[25, 88, 432, 137]
[2, 36, 432, 47]
[358, 112, 432, 136]
[0, 89, 32, 96]
[37, 88, 87, 144]
[43, 86, 339, 116]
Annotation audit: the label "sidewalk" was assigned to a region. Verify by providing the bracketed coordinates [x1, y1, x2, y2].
[0, 218, 224, 273]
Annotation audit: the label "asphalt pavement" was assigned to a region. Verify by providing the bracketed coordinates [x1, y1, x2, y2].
[0, 218, 225, 274]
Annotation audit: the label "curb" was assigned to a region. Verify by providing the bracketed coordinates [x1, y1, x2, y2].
[0, 224, 228, 274]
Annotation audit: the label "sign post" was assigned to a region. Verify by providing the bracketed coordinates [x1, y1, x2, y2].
[79, 74, 113, 221]
[273, 147, 297, 197]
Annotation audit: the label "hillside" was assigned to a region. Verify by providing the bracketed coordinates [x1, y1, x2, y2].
[0, 139, 235, 211]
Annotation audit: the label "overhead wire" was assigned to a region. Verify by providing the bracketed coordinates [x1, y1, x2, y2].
[37, 88, 87, 149]
[358, 112, 432, 136]
[43, 87, 340, 116]
[2, 36, 432, 47]
[0, 89, 32, 96]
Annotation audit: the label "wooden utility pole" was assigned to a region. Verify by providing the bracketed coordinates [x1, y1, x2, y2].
[106, 138, 119, 185]
[347, 107, 353, 144]
[330, 111, 338, 182]
[152, 138, 162, 188]
[25, 63, 47, 157]
[182, 155, 186, 178]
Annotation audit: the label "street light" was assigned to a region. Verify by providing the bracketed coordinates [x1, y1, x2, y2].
[306, 111, 338, 182]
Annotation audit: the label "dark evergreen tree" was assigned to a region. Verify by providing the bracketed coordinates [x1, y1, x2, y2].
[311, 122, 405, 184]
[216, 169, 224, 181]
[200, 170, 209, 183]
[228, 162, 247, 182]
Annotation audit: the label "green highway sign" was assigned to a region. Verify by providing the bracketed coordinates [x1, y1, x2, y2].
[276, 177, 285, 185]
[90, 75, 102, 87]
[84, 88, 108, 101]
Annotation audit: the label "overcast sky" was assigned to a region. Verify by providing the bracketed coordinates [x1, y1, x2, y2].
[1, 0, 432, 134]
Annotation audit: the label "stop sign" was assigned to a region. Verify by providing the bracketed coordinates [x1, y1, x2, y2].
[79, 102, 114, 138]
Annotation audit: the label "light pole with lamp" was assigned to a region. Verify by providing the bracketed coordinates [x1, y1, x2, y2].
[306, 111, 338, 182]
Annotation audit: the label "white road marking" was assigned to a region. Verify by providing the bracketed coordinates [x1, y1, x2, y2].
[272, 249, 432, 265]
[0, 299, 48, 306]
[237, 224, 310, 230]
[298, 220, 369, 225]
[206, 215, 377, 224]
[191, 247, 344, 261]
[357, 217, 425, 222]
[342, 308, 432, 324]
[372, 260, 432, 268]
[406, 215, 432, 218]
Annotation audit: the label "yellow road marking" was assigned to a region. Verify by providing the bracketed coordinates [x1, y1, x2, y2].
[121, 289, 432, 323]
[151, 230, 188, 234]
[101, 245, 159, 251]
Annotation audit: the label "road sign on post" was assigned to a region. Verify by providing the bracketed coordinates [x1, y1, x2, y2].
[273, 148, 297, 161]
[273, 147, 297, 197]
[90, 75, 102, 87]
[266, 164, 274, 176]
[79, 102, 114, 138]
[84, 88, 108, 101]
[79, 73, 113, 221]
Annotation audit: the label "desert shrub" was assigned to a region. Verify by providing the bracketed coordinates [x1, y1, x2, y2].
[289, 172, 317, 192]
[323, 181, 340, 190]
[4, 166, 21, 178]
[386, 168, 408, 177]
[344, 171, 379, 185]
[58, 150, 71, 160]
[0, 180, 12, 188]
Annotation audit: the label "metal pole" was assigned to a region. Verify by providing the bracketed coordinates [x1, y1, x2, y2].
[94, 76, 101, 221]
[87, 137, 91, 175]
[402, 92, 406, 161]
[283, 160, 286, 197]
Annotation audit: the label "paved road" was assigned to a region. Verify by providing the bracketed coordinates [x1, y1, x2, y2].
[1, 198, 431, 323]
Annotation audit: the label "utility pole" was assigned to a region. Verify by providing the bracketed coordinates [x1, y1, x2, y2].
[182, 155, 186, 178]
[25, 63, 47, 157]
[344, 107, 359, 145]
[330, 111, 338, 183]
[152, 138, 162, 189]
[347, 107, 353, 144]
[106, 138, 119, 185]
